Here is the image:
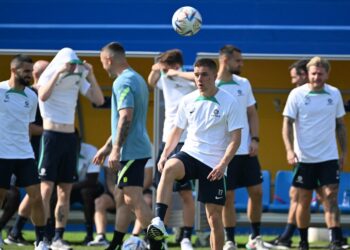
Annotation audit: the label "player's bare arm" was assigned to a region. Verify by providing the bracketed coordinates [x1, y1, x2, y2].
[247, 104, 259, 156]
[282, 116, 298, 165]
[84, 61, 105, 106]
[336, 117, 347, 170]
[208, 128, 241, 181]
[108, 108, 133, 171]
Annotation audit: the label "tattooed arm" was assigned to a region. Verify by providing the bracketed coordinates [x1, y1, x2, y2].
[108, 108, 133, 171]
[336, 117, 347, 170]
[282, 116, 298, 165]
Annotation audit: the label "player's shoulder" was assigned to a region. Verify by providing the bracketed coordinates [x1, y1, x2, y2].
[24, 86, 38, 100]
[233, 74, 250, 85]
[0, 80, 9, 89]
[324, 83, 340, 93]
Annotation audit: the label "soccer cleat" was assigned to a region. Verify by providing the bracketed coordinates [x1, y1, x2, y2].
[81, 235, 93, 245]
[50, 238, 73, 250]
[298, 241, 309, 250]
[246, 235, 270, 250]
[264, 236, 292, 249]
[35, 241, 49, 250]
[87, 234, 109, 246]
[4, 233, 30, 246]
[330, 241, 344, 250]
[147, 217, 168, 241]
[224, 240, 238, 250]
[341, 237, 349, 249]
[180, 238, 193, 250]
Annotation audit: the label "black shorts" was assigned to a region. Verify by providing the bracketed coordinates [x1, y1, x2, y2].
[38, 131, 78, 183]
[292, 160, 340, 190]
[70, 182, 104, 204]
[226, 155, 263, 190]
[153, 143, 193, 191]
[173, 151, 226, 206]
[117, 158, 149, 188]
[0, 158, 40, 189]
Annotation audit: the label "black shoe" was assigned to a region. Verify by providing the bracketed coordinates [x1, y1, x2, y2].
[81, 235, 93, 246]
[330, 241, 344, 250]
[4, 233, 30, 246]
[265, 236, 292, 249]
[341, 237, 349, 249]
[299, 241, 309, 250]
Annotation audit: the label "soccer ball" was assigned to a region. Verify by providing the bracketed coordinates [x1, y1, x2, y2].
[172, 6, 202, 36]
[121, 236, 147, 250]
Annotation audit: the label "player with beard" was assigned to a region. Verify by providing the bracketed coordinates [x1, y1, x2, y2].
[217, 45, 269, 250]
[0, 54, 48, 250]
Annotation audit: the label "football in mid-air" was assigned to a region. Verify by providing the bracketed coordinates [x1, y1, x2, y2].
[172, 6, 202, 36]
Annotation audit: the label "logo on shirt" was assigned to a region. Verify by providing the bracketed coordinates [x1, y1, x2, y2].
[304, 96, 311, 105]
[189, 107, 195, 115]
[211, 108, 220, 118]
[3, 94, 9, 102]
[237, 89, 243, 96]
[24, 100, 29, 108]
[327, 98, 333, 105]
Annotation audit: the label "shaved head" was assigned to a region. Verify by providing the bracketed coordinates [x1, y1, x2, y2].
[33, 60, 49, 83]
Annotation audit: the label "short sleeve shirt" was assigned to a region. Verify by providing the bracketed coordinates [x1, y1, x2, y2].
[283, 83, 345, 163]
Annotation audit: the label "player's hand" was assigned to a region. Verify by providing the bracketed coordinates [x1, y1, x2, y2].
[151, 63, 161, 72]
[207, 165, 226, 181]
[108, 148, 122, 172]
[157, 154, 168, 173]
[83, 60, 93, 73]
[286, 149, 298, 165]
[93, 145, 111, 165]
[166, 69, 179, 78]
[249, 140, 259, 156]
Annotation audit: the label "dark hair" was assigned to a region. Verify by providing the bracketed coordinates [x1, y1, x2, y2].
[158, 49, 184, 66]
[101, 42, 126, 57]
[194, 58, 217, 72]
[10, 54, 33, 69]
[289, 59, 309, 75]
[219, 45, 242, 57]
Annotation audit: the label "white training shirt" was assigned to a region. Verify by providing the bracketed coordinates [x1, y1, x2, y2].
[176, 89, 244, 169]
[157, 74, 196, 142]
[0, 80, 37, 159]
[77, 142, 100, 181]
[216, 75, 256, 155]
[283, 83, 345, 163]
[37, 48, 91, 124]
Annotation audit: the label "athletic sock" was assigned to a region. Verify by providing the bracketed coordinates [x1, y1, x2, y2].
[155, 203, 168, 221]
[251, 222, 261, 239]
[280, 223, 296, 241]
[224, 227, 236, 243]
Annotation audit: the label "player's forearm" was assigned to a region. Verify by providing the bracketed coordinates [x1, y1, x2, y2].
[162, 127, 182, 158]
[113, 113, 131, 153]
[219, 129, 241, 167]
[336, 118, 347, 157]
[282, 117, 294, 152]
[247, 106, 259, 137]
[87, 73, 105, 106]
[38, 71, 60, 101]
[148, 70, 160, 87]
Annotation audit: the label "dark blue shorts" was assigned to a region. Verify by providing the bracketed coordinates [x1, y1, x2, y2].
[117, 158, 149, 188]
[0, 158, 40, 189]
[173, 151, 226, 206]
[153, 142, 193, 192]
[292, 160, 340, 190]
[226, 155, 263, 190]
[38, 130, 78, 183]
